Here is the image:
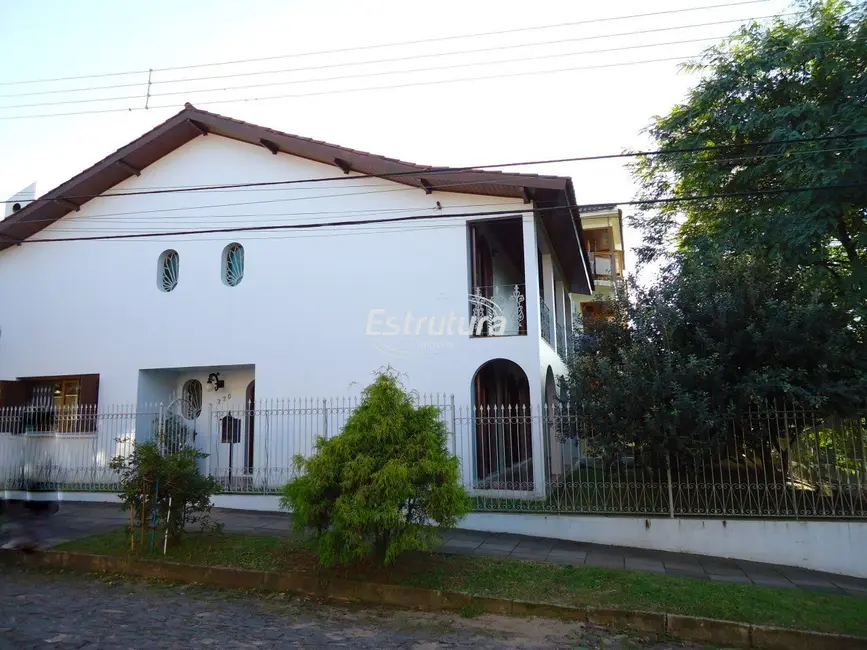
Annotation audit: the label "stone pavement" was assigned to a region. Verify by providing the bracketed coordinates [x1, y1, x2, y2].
[5, 501, 867, 598]
[0, 566, 700, 649]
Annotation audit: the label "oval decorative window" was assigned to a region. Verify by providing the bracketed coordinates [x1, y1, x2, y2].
[181, 379, 203, 419]
[222, 243, 244, 287]
[158, 250, 179, 292]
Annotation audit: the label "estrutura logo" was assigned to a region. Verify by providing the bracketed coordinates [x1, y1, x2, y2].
[366, 292, 512, 359]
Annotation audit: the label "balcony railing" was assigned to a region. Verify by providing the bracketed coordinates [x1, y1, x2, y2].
[555, 323, 575, 362]
[0, 404, 99, 435]
[470, 284, 526, 336]
[556, 323, 566, 358]
[540, 301, 553, 346]
[589, 251, 623, 281]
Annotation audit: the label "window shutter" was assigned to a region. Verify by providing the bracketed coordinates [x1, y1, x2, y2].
[0, 380, 27, 434]
[0, 380, 27, 408]
[79, 374, 100, 433]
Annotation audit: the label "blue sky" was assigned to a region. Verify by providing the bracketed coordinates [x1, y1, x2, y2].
[0, 0, 791, 266]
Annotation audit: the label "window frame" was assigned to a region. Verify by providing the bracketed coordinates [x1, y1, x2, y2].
[158, 249, 180, 292]
[222, 242, 244, 287]
[181, 379, 203, 420]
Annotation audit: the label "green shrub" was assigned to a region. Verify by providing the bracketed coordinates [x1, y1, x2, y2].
[280, 371, 471, 566]
[110, 442, 221, 544]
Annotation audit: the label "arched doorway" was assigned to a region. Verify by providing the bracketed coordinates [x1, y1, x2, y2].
[544, 367, 562, 482]
[244, 380, 255, 474]
[472, 359, 532, 490]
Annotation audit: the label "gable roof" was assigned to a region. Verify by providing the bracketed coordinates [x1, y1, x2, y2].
[0, 105, 593, 293]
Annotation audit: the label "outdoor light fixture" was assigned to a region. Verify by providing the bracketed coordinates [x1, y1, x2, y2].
[207, 372, 225, 391]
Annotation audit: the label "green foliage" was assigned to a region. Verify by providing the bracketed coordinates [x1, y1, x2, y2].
[631, 1, 867, 311]
[599, 1, 867, 465]
[279, 371, 471, 566]
[110, 441, 221, 543]
[566, 255, 867, 460]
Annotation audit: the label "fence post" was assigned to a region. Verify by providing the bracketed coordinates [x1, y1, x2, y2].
[666, 453, 675, 519]
[450, 394, 456, 458]
[157, 403, 165, 454]
[323, 398, 328, 439]
[206, 402, 213, 481]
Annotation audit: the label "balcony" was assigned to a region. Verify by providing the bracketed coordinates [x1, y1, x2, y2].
[589, 251, 624, 284]
[469, 284, 527, 337]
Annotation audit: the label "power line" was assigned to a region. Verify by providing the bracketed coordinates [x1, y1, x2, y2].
[0, 11, 796, 101]
[0, 55, 692, 120]
[0, 0, 773, 88]
[12, 179, 529, 222]
[0, 35, 738, 111]
[4, 132, 866, 206]
[9, 183, 865, 244]
[32, 143, 862, 226]
[21, 141, 858, 198]
[16, 26, 859, 115]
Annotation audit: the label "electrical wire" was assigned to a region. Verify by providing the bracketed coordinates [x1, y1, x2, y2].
[31, 143, 862, 227]
[6, 182, 864, 244]
[0, 11, 798, 101]
[0, 36, 735, 111]
[0, 55, 692, 120]
[16, 28, 861, 114]
[4, 132, 865, 206]
[0, 35, 744, 111]
[0, 0, 774, 87]
[16, 141, 857, 198]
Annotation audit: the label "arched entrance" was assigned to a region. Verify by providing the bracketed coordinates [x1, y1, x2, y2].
[244, 380, 255, 474]
[544, 367, 562, 482]
[472, 359, 532, 490]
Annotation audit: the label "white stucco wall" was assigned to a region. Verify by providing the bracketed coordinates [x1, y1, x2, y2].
[462, 512, 867, 579]
[0, 135, 556, 407]
[17, 490, 863, 578]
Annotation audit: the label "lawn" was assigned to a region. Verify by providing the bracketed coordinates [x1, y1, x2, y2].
[56, 529, 867, 637]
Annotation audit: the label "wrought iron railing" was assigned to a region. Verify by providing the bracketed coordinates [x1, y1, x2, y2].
[470, 284, 526, 336]
[1, 400, 864, 520]
[556, 324, 566, 359]
[540, 301, 553, 346]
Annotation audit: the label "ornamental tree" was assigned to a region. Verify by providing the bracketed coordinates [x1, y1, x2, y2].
[279, 371, 471, 566]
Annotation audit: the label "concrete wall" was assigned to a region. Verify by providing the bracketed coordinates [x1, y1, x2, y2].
[0, 135, 558, 406]
[462, 512, 867, 579]
[22, 490, 864, 578]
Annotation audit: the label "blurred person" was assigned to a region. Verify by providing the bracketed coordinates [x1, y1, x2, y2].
[1, 487, 59, 551]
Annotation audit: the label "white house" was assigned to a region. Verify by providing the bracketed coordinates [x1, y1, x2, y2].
[0, 105, 593, 498]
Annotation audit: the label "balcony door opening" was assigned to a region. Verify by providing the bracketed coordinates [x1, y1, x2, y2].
[585, 226, 623, 282]
[468, 219, 527, 336]
[473, 358, 533, 490]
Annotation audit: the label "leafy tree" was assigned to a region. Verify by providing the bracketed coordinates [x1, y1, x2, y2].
[110, 442, 221, 544]
[566, 254, 867, 465]
[280, 371, 471, 566]
[631, 1, 867, 309]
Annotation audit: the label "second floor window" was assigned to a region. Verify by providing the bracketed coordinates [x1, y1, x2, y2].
[222, 243, 244, 286]
[158, 250, 179, 292]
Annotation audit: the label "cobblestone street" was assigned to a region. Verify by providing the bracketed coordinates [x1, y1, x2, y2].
[0, 567, 704, 650]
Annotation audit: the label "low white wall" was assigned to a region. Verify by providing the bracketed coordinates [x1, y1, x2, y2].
[19, 492, 867, 578]
[462, 512, 867, 579]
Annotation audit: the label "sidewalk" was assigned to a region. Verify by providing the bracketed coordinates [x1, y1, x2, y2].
[6, 501, 866, 598]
